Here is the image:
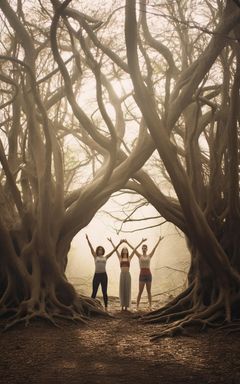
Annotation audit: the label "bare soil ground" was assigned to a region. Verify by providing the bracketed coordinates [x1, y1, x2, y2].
[0, 299, 240, 384]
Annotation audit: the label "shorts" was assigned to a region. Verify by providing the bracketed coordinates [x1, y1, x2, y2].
[139, 269, 152, 283]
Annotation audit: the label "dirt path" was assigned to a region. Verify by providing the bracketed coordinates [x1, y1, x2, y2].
[1, 308, 240, 384]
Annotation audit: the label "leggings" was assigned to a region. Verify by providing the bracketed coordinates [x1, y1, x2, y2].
[91, 272, 108, 307]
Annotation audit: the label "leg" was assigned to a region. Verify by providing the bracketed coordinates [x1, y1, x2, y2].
[91, 274, 100, 299]
[100, 273, 108, 309]
[137, 281, 145, 309]
[146, 281, 152, 310]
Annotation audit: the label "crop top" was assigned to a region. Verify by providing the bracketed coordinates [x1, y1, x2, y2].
[120, 259, 130, 268]
[139, 255, 151, 269]
[95, 256, 107, 273]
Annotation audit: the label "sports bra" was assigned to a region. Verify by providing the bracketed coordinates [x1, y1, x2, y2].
[120, 259, 130, 268]
[139, 255, 151, 269]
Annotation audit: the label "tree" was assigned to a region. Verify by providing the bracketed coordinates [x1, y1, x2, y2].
[124, 0, 240, 337]
[0, 0, 153, 327]
[0, 0, 239, 338]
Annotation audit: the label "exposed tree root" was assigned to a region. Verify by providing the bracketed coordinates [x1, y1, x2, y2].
[140, 285, 240, 341]
[142, 284, 195, 322]
[0, 253, 111, 331]
[215, 320, 240, 334]
[1, 293, 108, 331]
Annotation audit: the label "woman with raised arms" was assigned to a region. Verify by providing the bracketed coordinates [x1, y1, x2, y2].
[86, 235, 123, 311]
[108, 238, 146, 311]
[125, 236, 163, 310]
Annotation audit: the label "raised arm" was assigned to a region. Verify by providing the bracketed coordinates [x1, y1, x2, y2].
[149, 236, 164, 258]
[105, 239, 124, 259]
[126, 238, 147, 259]
[85, 234, 96, 258]
[107, 237, 121, 258]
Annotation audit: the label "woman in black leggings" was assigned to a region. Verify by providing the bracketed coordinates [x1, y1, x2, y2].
[86, 235, 123, 310]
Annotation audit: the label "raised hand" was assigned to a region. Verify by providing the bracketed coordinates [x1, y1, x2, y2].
[85, 234, 95, 257]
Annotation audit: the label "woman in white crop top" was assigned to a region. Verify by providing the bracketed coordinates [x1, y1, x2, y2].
[126, 236, 163, 310]
[86, 234, 123, 310]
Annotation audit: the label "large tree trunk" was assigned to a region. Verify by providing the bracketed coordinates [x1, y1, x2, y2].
[0, 213, 105, 330]
[129, 175, 240, 338]
[142, 232, 240, 339]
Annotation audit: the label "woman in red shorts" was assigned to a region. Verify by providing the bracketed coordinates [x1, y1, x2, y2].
[126, 236, 163, 310]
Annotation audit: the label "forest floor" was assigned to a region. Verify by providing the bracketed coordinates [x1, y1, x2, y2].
[0, 297, 240, 384]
